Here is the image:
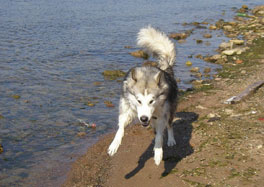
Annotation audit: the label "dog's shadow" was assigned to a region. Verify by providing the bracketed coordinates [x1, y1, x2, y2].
[125, 112, 198, 179]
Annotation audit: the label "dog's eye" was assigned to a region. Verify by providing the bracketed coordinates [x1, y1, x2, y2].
[137, 100, 142, 104]
[149, 100, 154, 104]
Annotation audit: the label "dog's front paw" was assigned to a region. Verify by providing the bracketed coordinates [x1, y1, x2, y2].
[167, 138, 176, 147]
[108, 141, 120, 156]
[154, 148, 163, 165]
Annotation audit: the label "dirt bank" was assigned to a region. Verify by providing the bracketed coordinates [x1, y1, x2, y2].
[64, 5, 264, 187]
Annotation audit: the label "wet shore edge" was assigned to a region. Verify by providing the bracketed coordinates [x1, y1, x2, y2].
[63, 5, 264, 186]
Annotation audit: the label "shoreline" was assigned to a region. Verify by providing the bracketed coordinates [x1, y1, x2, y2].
[64, 5, 264, 187]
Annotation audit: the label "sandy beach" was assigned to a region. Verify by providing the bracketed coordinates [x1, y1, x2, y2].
[63, 5, 264, 187]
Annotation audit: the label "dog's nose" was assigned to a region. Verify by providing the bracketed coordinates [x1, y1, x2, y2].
[140, 116, 149, 123]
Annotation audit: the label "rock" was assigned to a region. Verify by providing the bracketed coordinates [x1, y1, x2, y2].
[207, 113, 219, 118]
[195, 54, 203, 59]
[93, 81, 103, 86]
[260, 18, 264, 24]
[238, 5, 249, 13]
[196, 105, 207, 110]
[77, 132, 86, 137]
[178, 39, 186, 44]
[222, 49, 237, 56]
[102, 70, 126, 80]
[225, 109, 234, 115]
[221, 47, 248, 56]
[104, 100, 114, 107]
[169, 33, 188, 40]
[190, 67, 200, 73]
[219, 42, 231, 50]
[194, 72, 203, 78]
[203, 33, 212, 38]
[215, 19, 225, 29]
[85, 101, 95, 107]
[236, 47, 249, 55]
[209, 25, 217, 30]
[203, 55, 221, 63]
[12, 95, 21, 99]
[204, 67, 211, 73]
[192, 80, 203, 89]
[235, 59, 243, 64]
[241, 70, 247, 74]
[242, 5, 248, 9]
[230, 39, 244, 45]
[130, 50, 149, 59]
[211, 54, 222, 61]
[252, 5, 264, 16]
[196, 39, 203, 44]
[185, 61, 192, 66]
[223, 25, 233, 32]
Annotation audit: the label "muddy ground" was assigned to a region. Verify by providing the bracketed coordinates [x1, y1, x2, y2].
[64, 6, 264, 187]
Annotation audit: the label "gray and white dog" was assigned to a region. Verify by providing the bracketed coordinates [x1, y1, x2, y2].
[108, 26, 178, 165]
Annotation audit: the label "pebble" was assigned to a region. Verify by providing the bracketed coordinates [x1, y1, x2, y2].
[225, 109, 234, 115]
[230, 39, 244, 45]
[169, 33, 188, 40]
[209, 25, 217, 30]
[178, 39, 186, 44]
[190, 67, 200, 73]
[185, 61, 192, 66]
[203, 33, 212, 38]
[219, 42, 231, 50]
[222, 49, 237, 56]
[12, 95, 21, 99]
[196, 39, 203, 44]
[235, 59, 243, 64]
[104, 100, 115, 107]
[130, 50, 149, 59]
[204, 67, 211, 73]
[223, 25, 233, 31]
[241, 70, 247, 74]
[207, 113, 218, 118]
[0, 144, 3, 154]
[196, 105, 207, 110]
[77, 132, 86, 137]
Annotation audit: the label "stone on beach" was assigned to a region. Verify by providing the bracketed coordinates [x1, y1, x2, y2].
[169, 32, 188, 40]
[230, 39, 244, 45]
[130, 50, 149, 59]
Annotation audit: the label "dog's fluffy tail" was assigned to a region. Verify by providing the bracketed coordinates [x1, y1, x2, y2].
[137, 26, 176, 70]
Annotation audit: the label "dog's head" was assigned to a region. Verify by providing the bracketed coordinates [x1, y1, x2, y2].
[124, 67, 168, 127]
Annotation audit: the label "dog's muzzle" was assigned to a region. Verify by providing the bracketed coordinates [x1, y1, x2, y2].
[140, 116, 150, 127]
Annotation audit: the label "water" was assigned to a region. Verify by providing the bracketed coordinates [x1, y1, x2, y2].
[0, 0, 263, 186]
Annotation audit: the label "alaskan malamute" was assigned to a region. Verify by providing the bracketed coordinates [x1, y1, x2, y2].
[108, 26, 178, 165]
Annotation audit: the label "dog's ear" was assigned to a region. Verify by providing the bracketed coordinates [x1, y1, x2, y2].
[154, 71, 162, 85]
[131, 68, 137, 82]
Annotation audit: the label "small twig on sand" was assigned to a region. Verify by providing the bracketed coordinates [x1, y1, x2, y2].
[225, 80, 264, 104]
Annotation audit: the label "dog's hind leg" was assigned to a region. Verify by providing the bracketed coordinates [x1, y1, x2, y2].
[108, 99, 135, 156]
[167, 124, 176, 147]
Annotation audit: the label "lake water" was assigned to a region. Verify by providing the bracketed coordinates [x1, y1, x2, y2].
[0, 0, 263, 186]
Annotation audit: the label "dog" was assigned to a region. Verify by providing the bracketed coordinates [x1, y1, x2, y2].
[107, 26, 178, 166]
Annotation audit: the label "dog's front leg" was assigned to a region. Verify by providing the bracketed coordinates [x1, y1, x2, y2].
[153, 120, 166, 165]
[108, 100, 135, 156]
